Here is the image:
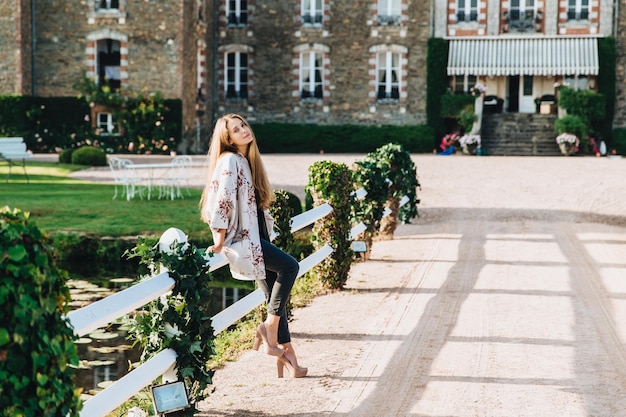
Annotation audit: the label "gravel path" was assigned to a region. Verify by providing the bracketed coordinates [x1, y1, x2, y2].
[62, 153, 626, 416]
[192, 154, 626, 417]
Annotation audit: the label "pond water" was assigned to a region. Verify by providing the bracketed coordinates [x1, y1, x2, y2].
[68, 275, 252, 400]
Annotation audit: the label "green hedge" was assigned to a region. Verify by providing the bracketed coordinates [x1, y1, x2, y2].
[252, 123, 434, 154]
[426, 37, 450, 141]
[611, 128, 626, 155]
[0, 95, 182, 155]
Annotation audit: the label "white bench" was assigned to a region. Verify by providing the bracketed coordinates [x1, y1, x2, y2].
[0, 137, 33, 183]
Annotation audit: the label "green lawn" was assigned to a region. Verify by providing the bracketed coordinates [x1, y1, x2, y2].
[0, 162, 211, 242]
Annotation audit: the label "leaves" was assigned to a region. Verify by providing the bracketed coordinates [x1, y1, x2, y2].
[124, 237, 215, 415]
[0, 206, 81, 416]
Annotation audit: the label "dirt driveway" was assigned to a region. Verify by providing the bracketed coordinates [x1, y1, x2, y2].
[180, 154, 626, 416]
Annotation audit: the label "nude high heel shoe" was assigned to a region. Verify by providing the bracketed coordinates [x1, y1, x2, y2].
[253, 324, 283, 357]
[276, 355, 308, 378]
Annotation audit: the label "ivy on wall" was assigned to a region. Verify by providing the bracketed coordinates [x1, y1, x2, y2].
[426, 37, 450, 143]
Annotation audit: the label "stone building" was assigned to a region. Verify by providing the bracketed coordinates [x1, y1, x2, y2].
[1, 0, 625, 152]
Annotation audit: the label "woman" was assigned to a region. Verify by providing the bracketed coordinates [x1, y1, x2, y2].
[200, 114, 307, 378]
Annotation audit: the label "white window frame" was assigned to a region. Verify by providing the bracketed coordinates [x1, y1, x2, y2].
[454, 74, 477, 94]
[301, 0, 323, 25]
[564, 75, 588, 91]
[299, 51, 323, 101]
[226, 0, 248, 27]
[509, 0, 535, 31]
[377, 0, 401, 25]
[96, 112, 116, 134]
[376, 51, 400, 103]
[224, 51, 248, 100]
[457, 0, 478, 23]
[97, 0, 119, 10]
[567, 0, 589, 20]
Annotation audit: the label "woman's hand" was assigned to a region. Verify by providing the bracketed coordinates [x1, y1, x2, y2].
[207, 228, 226, 253]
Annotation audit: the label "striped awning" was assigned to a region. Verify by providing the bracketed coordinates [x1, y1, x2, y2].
[447, 37, 599, 76]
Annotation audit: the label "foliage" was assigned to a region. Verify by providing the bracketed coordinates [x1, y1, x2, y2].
[73, 73, 127, 108]
[70, 145, 107, 166]
[610, 128, 626, 155]
[557, 87, 605, 136]
[252, 123, 434, 154]
[119, 90, 179, 155]
[368, 143, 420, 224]
[124, 236, 215, 416]
[458, 104, 477, 134]
[0, 95, 92, 153]
[554, 114, 587, 140]
[306, 161, 356, 289]
[58, 148, 75, 164]
[0, 206, 82, 416]
[598, 37, 616, 144]
[270, 190, 299, 257]
[353, 157, 391, 250]
[439, 93, 476, 118]
[73, 75, 182, 155]
[426, 37, 450, 141]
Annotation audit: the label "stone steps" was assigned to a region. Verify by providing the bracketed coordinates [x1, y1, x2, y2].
[480, 113, 561, 156]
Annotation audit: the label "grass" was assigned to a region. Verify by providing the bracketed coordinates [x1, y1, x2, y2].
[0, 162, 211, 242]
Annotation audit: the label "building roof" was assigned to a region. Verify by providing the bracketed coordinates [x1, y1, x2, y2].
[447, 36, 599, 76]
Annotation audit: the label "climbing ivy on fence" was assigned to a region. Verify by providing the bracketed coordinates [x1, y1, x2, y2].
[124, 237, 215, 417]
[353, 157, 390, 253]
[306, 161, 356, 289]
[0, 206, 82, 417]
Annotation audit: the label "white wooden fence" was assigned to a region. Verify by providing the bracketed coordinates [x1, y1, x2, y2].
[66, 189, 407, 416]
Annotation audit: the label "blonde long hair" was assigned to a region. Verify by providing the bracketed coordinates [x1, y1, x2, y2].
[199, 114, 273, 223]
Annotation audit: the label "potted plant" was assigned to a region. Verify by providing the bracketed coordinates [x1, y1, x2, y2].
[554, 114, 585, 156]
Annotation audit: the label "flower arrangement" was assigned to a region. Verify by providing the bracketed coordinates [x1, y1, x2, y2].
[470, 82, 488, 97]
[556, 133, 579, 146]
[459, 134, 481, 147]
[440, 133, 460, 151]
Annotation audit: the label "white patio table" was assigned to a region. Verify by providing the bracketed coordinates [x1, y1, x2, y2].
[124, 162, 176, 200]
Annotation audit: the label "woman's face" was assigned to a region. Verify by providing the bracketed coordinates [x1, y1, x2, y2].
[227, 117, 253, 154]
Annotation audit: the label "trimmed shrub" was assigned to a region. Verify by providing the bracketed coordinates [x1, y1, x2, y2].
[71, 145, 107, 166]
[252, 123, 434, 154]
[58, 148, 75, 164]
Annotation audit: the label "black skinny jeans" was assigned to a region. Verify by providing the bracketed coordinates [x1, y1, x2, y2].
[256, 239, 299, 344]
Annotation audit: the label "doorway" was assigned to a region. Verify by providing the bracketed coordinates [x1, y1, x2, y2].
[507, 75, 535, 113]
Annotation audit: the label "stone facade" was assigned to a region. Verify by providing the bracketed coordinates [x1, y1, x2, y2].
[2, 0, 626, 148]
[0, 0, 32, 95]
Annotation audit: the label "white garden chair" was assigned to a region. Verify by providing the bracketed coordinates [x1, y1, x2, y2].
[108, 157, 143, 200]
[158, 155, 193, 200]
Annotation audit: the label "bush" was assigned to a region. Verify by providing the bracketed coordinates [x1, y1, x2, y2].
[71, 145, 107, 166]
[554, 114, 587, 140]
[0, 207, 81, 416]
[440, 93, 476, 118]
[58, 148, 75, 164]
[306, 161, 356, 289]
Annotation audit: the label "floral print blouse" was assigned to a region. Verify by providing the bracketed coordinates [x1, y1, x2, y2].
[203, 152, 273, 281]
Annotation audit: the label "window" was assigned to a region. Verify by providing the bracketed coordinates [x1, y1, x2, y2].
[96, 112, 117, 134]
[509, 0, 535, 31]
[567, 0, 589, 20]
[227, 0, 248, 27]
[300, 51, 323, 101]
[301, 0, 323, 25]
[96, 39, 121, 91]
[565, 75, 588, 90]
[378, 0, 401, 25]
[225, 52, 248, 100]
[453, 74, 477, 94]
[376, 52, 400, 102]
[98, 0, 119, 10]
[457, 0, 478, 23]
